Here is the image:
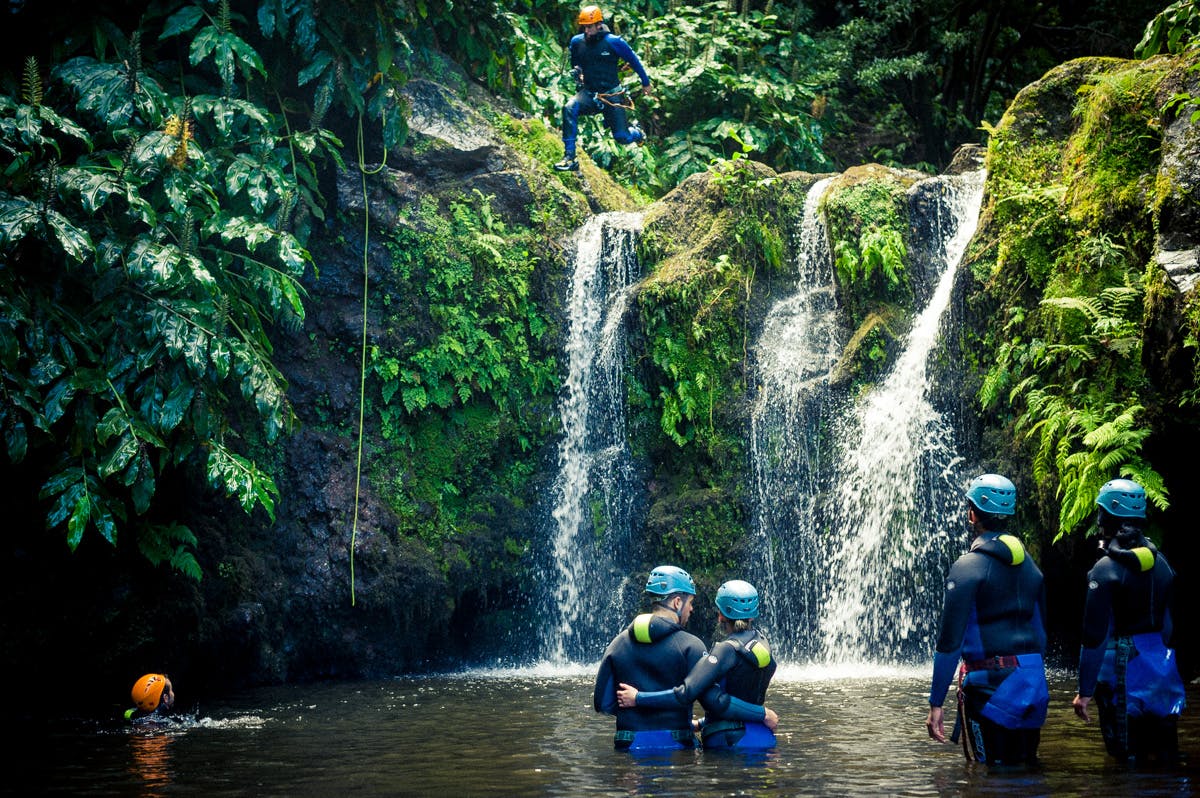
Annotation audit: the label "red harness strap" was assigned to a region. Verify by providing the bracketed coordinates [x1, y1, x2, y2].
[962, 655, 1020, 672]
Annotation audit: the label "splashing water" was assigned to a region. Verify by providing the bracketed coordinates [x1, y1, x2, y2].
[749, 177, 842, 659]
[541, 212, 644, 664]
[751, 170, 986, 664]
[818, 169, 986, 663]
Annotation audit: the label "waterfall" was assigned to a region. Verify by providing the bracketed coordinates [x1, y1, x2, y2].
[752, 169, 986, 664]
[540, 212, 644, 664]
[749, 177, 842, 659]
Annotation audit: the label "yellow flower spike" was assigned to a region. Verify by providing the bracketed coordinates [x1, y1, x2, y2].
[163, 114, 194, 169]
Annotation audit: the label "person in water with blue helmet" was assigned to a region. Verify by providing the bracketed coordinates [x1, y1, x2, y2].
[594, 564, 707, 751]
[926, 473, 1049, 769]
[553, 5, 650, 172]
[615, 579, 779, 749]
[1072, 478, 1186, 765]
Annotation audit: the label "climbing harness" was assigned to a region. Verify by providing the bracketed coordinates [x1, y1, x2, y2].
[595, 85, 635, 110]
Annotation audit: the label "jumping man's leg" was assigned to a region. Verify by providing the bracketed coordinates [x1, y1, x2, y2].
[556, 92, 601, 170]
[605, 103, 643, 145]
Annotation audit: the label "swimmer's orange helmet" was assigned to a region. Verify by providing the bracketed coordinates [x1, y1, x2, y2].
[132, 673, 167, 711]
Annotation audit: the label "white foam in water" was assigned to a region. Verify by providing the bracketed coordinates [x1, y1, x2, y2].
[447, 661, 599, 680]
[771, 661, 929, 683]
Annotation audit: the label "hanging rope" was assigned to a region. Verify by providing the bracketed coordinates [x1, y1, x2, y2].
[350, 112, 387, 607]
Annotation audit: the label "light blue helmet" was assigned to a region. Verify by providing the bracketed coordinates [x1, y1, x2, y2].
[1095, 478, 1147, 519]
[645, 565, 696, 596]
[966, 473, 1017, 516]
[715, 580, 759, 619]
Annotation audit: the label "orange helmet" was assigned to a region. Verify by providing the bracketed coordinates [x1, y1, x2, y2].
[577, 5, 603, 25]
[132, 673, 167, 712]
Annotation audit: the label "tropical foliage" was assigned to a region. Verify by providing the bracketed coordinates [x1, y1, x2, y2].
[0, 0, 1185, 577]
[2, 4, 315, 576]
[974, 51, 1173, 539]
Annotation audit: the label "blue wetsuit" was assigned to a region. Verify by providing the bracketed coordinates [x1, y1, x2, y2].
[561, 26, 649, 158]
[1078, 532, 1185, 762]
[929, 531, 1049, 766]
[633, 628, 778, 749]
[594, 612, 707, 750]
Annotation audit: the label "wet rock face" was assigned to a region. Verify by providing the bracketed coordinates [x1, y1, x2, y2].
[338, 76, 537, 232]
[1157, 107, 1200, 293]
[174, 56, 560, 687]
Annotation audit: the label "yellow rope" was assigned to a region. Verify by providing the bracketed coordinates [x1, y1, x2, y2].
[350, 113, 387, 606]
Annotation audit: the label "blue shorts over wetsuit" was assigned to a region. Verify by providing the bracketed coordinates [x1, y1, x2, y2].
[595, 613, 707, 751]
[562, 27, 648, 159]
[929, 532, 1049, 767]
[634, 629, 778, 749]
[1078, 533, 1185, 763]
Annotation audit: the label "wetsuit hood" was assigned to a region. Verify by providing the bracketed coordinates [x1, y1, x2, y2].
[628, 613, 685, 644]
[970, 532, 1026, 566]
[1105, 531, 1158, 572]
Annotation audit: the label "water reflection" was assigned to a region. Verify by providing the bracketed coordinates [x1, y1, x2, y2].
[23, 668, 1200, 796]
[128, 731, 173, 797]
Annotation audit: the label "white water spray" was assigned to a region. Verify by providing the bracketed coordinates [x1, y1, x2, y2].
[542, 212, 644, 664]
[749, 177, 842, 655]
[750, 169, 986, 663]
[818, 169, 986, 662]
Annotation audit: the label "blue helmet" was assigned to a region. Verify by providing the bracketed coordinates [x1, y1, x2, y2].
[966, 473, 1016, 516]
[715, 580, 759, 619]
[1095, 478, 1147, 519]
[645, 565, 696, 596]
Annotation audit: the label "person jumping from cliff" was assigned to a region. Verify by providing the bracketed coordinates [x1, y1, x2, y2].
[554, 5, 651, 172]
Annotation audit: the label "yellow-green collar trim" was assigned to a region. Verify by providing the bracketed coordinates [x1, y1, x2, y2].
[748, 640, 771, 668]
[997, 534, 1025, 565]
[1132, 546, 1155, 572]
[633, 613, 653, 643]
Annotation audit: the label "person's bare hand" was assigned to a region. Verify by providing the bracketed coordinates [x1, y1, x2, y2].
[763, 707, 779, 731]
[1073, 694, 1092, 723]
[616, 682, 639, 708]
[926, 705, 946, 742]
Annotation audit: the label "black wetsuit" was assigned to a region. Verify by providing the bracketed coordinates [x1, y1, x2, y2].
[594, 612, 707, 750]
[1078, 531, 1185, 762]
[638, 628, 777, 748]
[560, 26, 648, 158]
[929, 531, 1048, 767]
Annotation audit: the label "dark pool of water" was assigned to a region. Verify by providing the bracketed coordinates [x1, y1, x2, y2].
[11, 664, 1198, 796]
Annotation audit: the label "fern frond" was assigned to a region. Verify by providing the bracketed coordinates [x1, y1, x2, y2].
[22, 56, 42, 106]
[1042, 295, 1104, 322]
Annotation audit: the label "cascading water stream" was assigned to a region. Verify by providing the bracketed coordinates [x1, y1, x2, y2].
[751, 169, 986, 664]
[819, 169, 985, 663]
[749, 177, 842, 658]
[541, 212, 644, 664]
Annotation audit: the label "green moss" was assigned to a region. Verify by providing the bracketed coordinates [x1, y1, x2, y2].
[821, 165, 923, 381]
[964, 55, 1184, 539]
